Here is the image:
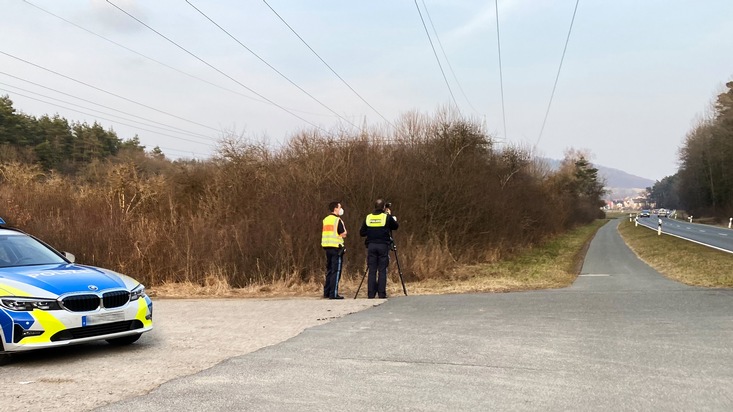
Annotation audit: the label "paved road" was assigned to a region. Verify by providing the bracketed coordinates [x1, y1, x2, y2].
[100, 220, 733, 411]
[636, 215, 733, 253]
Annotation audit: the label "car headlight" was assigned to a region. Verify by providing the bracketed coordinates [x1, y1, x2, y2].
[130, 284, 146, 301]
[0, 297, 61, 311]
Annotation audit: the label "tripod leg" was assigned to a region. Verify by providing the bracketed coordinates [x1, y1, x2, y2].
[392, 248, 407, 296]
[354, 264, 368, 299]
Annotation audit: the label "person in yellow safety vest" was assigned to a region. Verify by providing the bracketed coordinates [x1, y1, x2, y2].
[322, 201, 347, 299]
[359, 198, 399, 299]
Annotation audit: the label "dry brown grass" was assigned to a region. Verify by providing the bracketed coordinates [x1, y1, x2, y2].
[150, 220, 606, 298]
[1, 112, 606, 290]
[618, 219, 733, 287]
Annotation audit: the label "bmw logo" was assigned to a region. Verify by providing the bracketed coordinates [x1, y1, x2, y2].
[88, 285, 99, 291]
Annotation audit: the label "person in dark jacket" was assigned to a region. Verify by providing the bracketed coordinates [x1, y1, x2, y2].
[359, 198, 399, 299]
[322, 201, 347, 299]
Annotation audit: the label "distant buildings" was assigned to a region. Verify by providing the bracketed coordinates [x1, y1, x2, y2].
[604, 194, 649, 210]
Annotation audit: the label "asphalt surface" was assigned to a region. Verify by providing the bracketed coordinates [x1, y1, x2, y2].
[99, 220, 733, 411]
[636, 215, 733, 253]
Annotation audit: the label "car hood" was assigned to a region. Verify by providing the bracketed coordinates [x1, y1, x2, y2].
[0, 264, 134, 297]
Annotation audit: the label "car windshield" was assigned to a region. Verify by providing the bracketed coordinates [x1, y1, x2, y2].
[0, 234, 66, 268]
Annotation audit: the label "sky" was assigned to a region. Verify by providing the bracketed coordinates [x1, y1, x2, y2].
[1, 0, 732, 181]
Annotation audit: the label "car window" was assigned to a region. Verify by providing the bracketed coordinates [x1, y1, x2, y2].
[0, 239, 11, 263]
[0, 234, 66, 268]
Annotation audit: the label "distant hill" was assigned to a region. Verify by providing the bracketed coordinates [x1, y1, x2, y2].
[596, 165, 654, 190]
[541, 158, 654, 196]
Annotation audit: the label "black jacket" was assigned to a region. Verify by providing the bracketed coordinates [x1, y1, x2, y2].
[359, 210, 399, 245]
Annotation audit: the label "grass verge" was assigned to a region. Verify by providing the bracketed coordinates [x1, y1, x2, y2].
[150, 220, 608, 298]
[406, 219, 607, 294]
[617, 219, 733, 287]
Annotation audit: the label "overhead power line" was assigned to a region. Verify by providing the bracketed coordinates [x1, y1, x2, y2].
[413, 0, 461, 114]
[21, 0, 334, 119]
[105, 0, 326, 132]
[0, 50, 220, 133]
[185, 0, 358, 129]
[0, 80, 215, 144]
[495, 0, 508, 140]
[261, 0, 394, 128]
[420, 0, 480, 117]
[0, 72, 216, 142]
[157, 146, 210, 158]
[1, 88, 215, 147]
[536, 0, 581, 147]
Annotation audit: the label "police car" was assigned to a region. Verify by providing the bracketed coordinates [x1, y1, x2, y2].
[0, 218, 153, 365]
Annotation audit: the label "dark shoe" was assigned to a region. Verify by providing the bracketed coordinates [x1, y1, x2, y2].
[329, 295, 345, 300]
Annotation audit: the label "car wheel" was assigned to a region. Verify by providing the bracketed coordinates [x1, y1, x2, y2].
[106, 334, 141, 346]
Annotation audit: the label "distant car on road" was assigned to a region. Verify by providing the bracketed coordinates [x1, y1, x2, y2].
[0, 217, 153, 365]
[640, 210, 651, 217]
[657, 208, 668, 217]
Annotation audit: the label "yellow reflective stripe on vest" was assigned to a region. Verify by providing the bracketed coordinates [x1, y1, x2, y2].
[366, 213, 388, 227]
[321, 215, 344, 247]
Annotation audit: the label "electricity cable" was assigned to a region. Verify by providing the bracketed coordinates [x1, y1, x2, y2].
[19, 0, 332, 118]
[156, 146, 210, 158]
[24, 1, 338, 119]
[536, 0, 580, 147]
[0, 72, 216, 142]
[0, 50, 220, 133]
[420, 0, 480, 117]
[495, 0, 507, 140]
[0, 80, 215, 144]
[1, 88, 215, 147]
[413, 0, 461, 114]
[261, 0, 394, 128]
[185, 0, 358, 129]
[105, 0, 325, 132]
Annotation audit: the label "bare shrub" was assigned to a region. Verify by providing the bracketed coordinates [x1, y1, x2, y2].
[0, 111, 603, 289]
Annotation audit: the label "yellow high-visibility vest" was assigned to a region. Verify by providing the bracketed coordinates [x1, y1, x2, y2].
[366, 213, 388, 227]
[321, 215, 344, 248]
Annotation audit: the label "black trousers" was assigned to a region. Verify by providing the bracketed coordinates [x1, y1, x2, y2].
[367, 243, 390, 298]
[324, 248, 344, 298]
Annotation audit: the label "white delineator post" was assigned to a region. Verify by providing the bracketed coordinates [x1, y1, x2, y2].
[634, 217, 638, 227]
[629, 213, 633, 222]
[658, 218, 662, 236]
[689, 216, 693, 223]
[729, 218, 732, 229]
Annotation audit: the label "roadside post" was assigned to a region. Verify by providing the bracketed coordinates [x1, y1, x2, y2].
[729, 218, 732, 229]
[629, 213, 633, 222]
[689, 216, 693, 223]
[658, 218, 662, 236]
[634, 216, 638, 227]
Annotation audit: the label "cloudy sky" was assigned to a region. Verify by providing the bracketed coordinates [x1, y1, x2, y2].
[1, 0, 732, 181]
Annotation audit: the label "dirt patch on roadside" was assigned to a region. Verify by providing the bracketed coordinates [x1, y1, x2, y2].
[1, 298, 381, 411]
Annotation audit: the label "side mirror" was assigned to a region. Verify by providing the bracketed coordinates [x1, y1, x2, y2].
[64, 252, 76, 263]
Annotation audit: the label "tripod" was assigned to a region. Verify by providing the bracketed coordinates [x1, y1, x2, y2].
[354, 241, 408, 299]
